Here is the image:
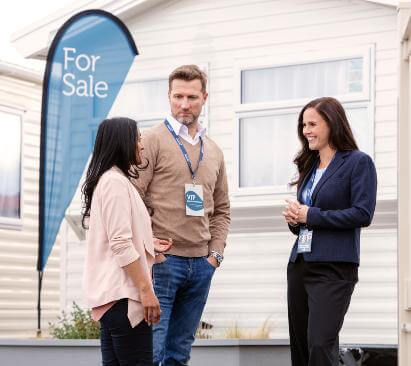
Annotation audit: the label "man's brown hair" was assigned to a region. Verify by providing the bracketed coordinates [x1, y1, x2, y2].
[168, 65, 207, 92]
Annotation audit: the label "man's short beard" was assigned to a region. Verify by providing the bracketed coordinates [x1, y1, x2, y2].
[176, 115, 198, 126]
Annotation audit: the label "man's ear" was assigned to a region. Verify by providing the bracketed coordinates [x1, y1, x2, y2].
[202, 92, 208, 104]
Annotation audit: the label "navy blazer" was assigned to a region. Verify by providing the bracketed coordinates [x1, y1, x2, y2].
[288, 150, 377, 264]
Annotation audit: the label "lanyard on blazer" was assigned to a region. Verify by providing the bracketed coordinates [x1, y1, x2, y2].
[302, 169, 317, 207]
[164, 119, 204, 184]
[302, 153, 336, 207]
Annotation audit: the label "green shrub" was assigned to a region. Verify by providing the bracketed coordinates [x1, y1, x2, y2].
[49, 302, 100, 339]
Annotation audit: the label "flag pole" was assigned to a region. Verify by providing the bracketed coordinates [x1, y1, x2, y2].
[36, 270, 43, 337]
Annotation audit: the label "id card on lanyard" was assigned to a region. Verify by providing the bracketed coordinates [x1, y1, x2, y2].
[164, 119, 205, 217]
[297, 169, 317, 253]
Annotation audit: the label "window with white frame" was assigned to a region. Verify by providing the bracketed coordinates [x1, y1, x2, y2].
[236, 49, 373, 191]
[0, 109, 22, 222]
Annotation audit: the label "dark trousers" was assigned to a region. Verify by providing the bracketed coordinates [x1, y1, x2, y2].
[100, 298, 153, 366]
[287, 255, 358, 366]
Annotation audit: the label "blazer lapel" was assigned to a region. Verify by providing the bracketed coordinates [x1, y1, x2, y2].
[297, 158, 318, 202]
[311, 151, 350, 203]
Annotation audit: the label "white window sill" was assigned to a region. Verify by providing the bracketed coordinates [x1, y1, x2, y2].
[0, 218, 23, 231]
[230, 186, 297, 209]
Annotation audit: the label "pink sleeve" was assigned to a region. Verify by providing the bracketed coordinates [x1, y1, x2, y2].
[100, 174, 140, 267]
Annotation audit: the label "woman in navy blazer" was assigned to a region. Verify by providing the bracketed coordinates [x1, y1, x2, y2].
[283, 97, 377, 366]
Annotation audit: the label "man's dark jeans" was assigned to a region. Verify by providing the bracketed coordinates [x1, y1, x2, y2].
[153, 255, 215, 366]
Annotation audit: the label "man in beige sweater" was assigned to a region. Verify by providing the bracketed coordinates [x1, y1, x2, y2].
[135, 65, 230, 366]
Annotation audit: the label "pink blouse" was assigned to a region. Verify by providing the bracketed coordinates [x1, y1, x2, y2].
[83, 167, 155, 328]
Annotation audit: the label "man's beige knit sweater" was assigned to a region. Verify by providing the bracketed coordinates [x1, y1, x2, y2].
[134, 122, 230, 257]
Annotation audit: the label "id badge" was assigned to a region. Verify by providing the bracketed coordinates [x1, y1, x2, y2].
[185, 184, 204, 217]
[297, 228, 312, 253]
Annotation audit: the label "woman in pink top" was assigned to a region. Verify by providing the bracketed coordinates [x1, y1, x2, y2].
[82, 117, 172, 365]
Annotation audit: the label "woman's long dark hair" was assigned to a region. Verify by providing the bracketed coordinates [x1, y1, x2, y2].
[81, 117, 145, 228]
[291, 97, 358, 188]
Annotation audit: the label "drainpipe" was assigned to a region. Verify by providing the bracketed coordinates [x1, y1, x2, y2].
[398, 2, 411, 365]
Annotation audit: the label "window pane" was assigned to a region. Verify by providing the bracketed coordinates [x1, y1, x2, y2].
[129, 79, 169, 114]
[239, 106, 371, 189]
[0, 111, 21, 218]
[239, 114, 299, 187]
[242, 58, 363, 104]
[345, 107, 371, 155]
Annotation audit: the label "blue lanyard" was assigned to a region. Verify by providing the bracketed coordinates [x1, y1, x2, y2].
[302, 153, 336, 206]
[302, 169, 317, 207]
[164, 119, 204, 183]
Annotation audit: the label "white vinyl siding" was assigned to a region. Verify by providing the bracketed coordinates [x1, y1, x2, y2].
[0, 74, 60, 337]
[205, 229, 397, 344]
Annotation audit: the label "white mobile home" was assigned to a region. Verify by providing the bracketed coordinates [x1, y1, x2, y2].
[0, 61, 60, 336]
[9, 0, 398, 347]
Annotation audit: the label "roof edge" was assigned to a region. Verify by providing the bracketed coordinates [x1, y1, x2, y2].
[11, 0, 166, 60]
[0, 60, 42, 84]
[364, 0, 397, 7]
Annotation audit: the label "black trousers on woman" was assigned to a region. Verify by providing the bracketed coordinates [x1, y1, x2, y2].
[287, 255, 358, 366]
[100, 298, 153, 366]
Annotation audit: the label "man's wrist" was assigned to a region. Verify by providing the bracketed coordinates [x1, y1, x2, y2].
[209, 250, 224, 266]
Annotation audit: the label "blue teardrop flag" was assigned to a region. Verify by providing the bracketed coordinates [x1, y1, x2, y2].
[38, 10, 138, 271]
